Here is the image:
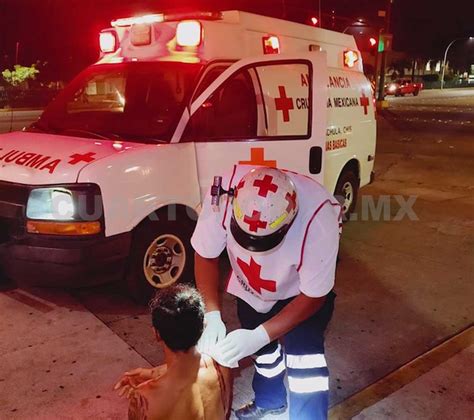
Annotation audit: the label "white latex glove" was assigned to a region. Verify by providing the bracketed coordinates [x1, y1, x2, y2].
[211, 325, 270, 368]
[198, 311, 226, 354]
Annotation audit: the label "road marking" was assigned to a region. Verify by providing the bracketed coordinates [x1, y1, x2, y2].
[329, 325, 474, 419]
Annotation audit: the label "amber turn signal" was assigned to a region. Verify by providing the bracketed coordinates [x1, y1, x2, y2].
[27, 221, 101, 236]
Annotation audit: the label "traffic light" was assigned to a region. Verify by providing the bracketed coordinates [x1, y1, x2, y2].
[368, 36, 379, 56]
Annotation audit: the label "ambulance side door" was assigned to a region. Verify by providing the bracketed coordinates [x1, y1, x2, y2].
[180, 52, 328, 201]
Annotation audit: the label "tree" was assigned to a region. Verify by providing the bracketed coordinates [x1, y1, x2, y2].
[2, 64, 39, 87]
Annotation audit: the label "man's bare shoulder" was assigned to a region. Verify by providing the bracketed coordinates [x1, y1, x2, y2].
[198, 355, 233, 417]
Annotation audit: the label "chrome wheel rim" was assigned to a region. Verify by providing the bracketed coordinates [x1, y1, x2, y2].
[341, 181, 354, 214]
[143, 234, 186, 288]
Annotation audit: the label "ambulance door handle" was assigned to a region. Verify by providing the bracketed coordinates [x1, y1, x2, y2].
[309, 146, 322, 174]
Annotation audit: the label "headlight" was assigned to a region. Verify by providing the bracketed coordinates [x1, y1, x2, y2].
[388, 84, 397, 92]
[26, 184, 103, 236]
[27, 188, 75, 220]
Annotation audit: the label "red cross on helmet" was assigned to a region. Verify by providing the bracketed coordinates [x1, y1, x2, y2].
[231, 168, 299, 252]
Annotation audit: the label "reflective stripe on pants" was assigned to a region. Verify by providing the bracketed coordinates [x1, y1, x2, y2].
[237, 292, 336, 419]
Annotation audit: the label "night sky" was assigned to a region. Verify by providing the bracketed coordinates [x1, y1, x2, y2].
[1, 0, 473, 80]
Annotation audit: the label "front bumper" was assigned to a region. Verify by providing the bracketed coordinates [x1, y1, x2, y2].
[0, 233, 131, 288]
[0, 180, 131, 287]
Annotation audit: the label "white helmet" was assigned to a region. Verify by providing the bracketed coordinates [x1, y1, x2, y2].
[231, 167, 299, 252]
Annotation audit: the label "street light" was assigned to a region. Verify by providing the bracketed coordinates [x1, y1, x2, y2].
[342, 20, 369, 34]
[440, 36, 474, 89]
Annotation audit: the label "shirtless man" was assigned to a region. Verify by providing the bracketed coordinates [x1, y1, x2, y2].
[114, 284, 232, 420]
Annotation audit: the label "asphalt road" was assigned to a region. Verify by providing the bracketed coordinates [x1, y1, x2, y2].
[1, 88, 473, 418]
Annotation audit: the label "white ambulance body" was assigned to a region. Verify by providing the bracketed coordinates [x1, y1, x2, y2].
[0, 11, 375, 299]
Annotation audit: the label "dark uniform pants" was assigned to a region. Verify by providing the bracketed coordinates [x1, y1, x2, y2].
[237, 291, 336, 420]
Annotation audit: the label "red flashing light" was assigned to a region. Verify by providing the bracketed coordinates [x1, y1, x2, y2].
[344, 50, 359, 68]
[262, 36, 280, 55]
[369, 37, 377, 47]
[100, 31, 118, 53]
[176, 20, 202, 47]
[311, 17, 319, 26]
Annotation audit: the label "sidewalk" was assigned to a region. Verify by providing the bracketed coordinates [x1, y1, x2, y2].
[0, 288, 150, 419]
[353, 345, 473, 420]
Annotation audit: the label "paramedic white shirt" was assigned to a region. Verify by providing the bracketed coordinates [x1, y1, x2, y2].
[192, 165, 341, 314]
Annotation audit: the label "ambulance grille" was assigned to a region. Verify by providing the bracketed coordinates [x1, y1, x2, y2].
[0, 181, 29, 243]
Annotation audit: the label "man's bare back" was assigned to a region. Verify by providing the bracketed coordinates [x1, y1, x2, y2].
[128, 354, 231, 420]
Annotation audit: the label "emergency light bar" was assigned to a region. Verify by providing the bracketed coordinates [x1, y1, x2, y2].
[100, 30, 118, 53]
[262, 36, 280, 54]
[112, 14, 164, 27]
[344, 50, 359, 68]
[111, 11, 222, 28]
[177, 21, 202, 47]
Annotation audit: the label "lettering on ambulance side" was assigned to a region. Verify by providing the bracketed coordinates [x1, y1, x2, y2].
[320, 74, 371, 115]
[0, 149, 97, 174]
[325, 125, 352, 152]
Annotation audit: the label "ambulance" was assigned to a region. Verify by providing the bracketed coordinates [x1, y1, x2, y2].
[0, 10, 376, 301]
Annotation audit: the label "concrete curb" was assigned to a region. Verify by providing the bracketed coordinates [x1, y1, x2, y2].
[329, 326, 473, 419]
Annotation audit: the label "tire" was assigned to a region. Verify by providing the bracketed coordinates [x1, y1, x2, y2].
[334, 169, 359, 222]
[125, 207, 196, 304]
[413, 89, 419, 96]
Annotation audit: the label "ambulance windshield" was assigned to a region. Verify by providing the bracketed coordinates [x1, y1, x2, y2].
[34, 62, 202, 143]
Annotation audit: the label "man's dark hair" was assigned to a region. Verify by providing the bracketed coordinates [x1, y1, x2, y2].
[149, 284, 205, 352]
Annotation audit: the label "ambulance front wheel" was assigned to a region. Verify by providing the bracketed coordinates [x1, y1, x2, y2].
[334, 169, 359, 221]
[125, 207, 196, 304]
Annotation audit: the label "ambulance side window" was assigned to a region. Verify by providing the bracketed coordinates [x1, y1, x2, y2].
[193, 65, 229, 100]
[184, 69, 258, 141]
[183, 61, 311, 142]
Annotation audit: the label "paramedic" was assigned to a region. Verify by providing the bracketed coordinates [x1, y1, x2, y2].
[192, 166, 341, 419]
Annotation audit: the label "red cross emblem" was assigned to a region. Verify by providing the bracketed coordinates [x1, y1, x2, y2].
[239, 148, 277, 167]
[69, 152, 96, 165]
[275, 86, 294, 123]
[360, 92, 370, 115]
[253, 175, 278, 198]
[237, 257, 277, 294]
[285, 191, 297, 212]
[243, 210, 267, 233]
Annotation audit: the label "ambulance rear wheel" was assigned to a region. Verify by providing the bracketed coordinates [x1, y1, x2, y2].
[125, 208, 196, 305]
[335, 170, 359, 221]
